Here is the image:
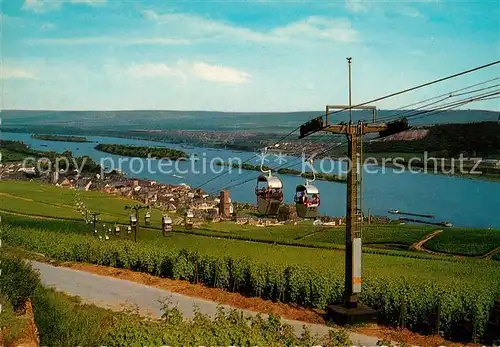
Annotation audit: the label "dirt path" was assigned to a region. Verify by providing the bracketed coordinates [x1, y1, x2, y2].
[410, 229, 443, 253]
[31, 260, 379, 346]
[477, 246, 500, 259]
[30, 259, 473, 347]
[0, 209, 65, 221]
[410, 230, 500, 260]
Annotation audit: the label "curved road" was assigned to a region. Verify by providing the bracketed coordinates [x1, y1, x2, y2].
[32, 261, 379, 346]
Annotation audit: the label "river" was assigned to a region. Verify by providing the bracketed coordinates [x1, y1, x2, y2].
[2, 132, 499, 228]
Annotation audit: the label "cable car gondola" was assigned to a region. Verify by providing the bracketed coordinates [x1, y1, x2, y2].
[254, 147, 283, 216]
[255, 174, 283, 216]
[294, 160, 320, 219]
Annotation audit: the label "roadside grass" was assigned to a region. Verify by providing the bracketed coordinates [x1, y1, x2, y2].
[4, 223, 500, 341]
[0, 296, 28, 346]
[33, 286, 115, 347]
[1, 250, 346, 346]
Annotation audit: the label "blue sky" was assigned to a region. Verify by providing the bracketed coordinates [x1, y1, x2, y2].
[1, 0, 499, 111]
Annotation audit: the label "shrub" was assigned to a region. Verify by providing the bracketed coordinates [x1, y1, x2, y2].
[0, 254, 39, 311]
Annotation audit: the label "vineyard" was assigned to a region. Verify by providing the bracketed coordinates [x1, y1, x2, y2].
[2, 181, 500, 260]
[0, 180, 165, 226]
[425, 228, 500, 256]
[290, 224, 434, 246]
[4, 223, 500, 340]
[1, 253, 344, 346]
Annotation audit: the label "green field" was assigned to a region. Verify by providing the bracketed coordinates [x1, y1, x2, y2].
[425, 228, 500, 256]
[302, 224, 433, 246]
[3, 253, 336, 347]
[3, 180, 500, 341]
[0, 180, 166, 227]
[4, 222, 500, 340]
[2, 180, 500, 258]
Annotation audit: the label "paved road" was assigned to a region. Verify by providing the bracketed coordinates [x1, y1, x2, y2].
[32, 261, 380, 346]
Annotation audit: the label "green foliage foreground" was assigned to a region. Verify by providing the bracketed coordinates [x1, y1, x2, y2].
[4, 225, 500, 341]
[1, 252, 350, 346]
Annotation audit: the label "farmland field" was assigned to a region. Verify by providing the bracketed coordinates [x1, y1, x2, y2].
[3, 180, 500, 341]
[3, 181, 500, 258]
[4, 222, 500, 340]
[301, 224, 433, 246]
[493, 251, 500, 261]
[425, 228, 500, 256]
[0, 180, 165, 226]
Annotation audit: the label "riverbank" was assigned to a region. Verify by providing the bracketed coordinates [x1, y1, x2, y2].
[366, 152, 500, 182]
[2, 131, 499, 228]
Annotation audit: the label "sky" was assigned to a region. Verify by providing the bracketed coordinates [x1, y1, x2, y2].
[1, 0, 499, 111]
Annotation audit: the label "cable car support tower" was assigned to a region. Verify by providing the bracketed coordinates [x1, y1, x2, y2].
[299, 58, 408, 324]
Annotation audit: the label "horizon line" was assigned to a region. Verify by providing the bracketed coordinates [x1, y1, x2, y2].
[1, 108, 498, 114]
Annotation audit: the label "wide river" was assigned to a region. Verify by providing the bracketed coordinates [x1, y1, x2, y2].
[2, 132, 499, 228]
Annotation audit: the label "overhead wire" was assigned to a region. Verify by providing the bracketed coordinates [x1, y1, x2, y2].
[406, 90, 500, 122]
[207, 89, 499, 195]
[384, 76, 500, 115]
[194, 124, 304, 190]
[312, 60, 500, 131]
[361, 81, 500, 126]
[376, 89, 500, 125]
[200, 61, 500, 193]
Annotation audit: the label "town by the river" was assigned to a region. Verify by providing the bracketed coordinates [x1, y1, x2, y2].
[2, 131, 499, 229]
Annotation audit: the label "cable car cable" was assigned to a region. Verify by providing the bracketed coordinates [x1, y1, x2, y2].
[374, 88, 500, 125]
[369, 83, 500, 124]
[382, 77, 500, 116]
[208, 88, 498, 195]
[197, 63, 500, 192]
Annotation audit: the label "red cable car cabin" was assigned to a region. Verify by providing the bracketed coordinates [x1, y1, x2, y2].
[255, 174, 283, 216]
[294, 184, 320, 218]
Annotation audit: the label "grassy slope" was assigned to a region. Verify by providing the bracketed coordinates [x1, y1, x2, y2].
[425, 228, 500, 256]
[3, 216, 498, 286]
[303, 225, 433, 246]
[4, 222, 500, 340]
[2, 180, 500, 257]
[0, 180, 165, 226]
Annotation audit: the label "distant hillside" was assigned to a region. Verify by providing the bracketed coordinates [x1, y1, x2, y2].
[367, 122, 500, 157]
[1, 109, 498, 134]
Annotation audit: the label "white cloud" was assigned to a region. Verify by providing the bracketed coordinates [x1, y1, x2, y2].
[69, 0, 107, 5]
[191, 62, 250, 84]
[23, 0, 106, 12]
[1, 66, 36, 80]
[271, 17, 358, 43]
[142, 10, 359, 44]
[27, 37, 190, 45]
[345, 0, 369, 13]
[125, 61, 250, 84]
[41, 22, 56, 31]
[127, 63, 183, 78]
[23, 0, 61, 13]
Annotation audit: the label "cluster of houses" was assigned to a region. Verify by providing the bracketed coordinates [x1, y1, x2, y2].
[100, 178, 231, 216]
[1, 162, 390, 226]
